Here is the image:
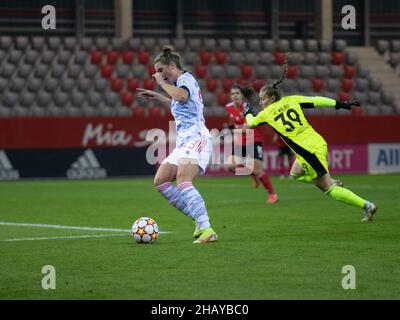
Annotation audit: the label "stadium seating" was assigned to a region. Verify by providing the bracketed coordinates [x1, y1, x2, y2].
[0, 36, 397, 118]
[376, 39, 400, 78]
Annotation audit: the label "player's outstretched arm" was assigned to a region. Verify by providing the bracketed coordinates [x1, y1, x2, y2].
[297, 96, 337, 108]
[136, 88, 172, 106]
[297, 96, 360, 111]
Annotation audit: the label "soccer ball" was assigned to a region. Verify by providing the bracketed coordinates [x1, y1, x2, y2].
[131, 217, 159, 243]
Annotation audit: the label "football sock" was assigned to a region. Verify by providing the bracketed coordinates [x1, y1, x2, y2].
[177, 181, 211, 230]
[155, 182, 191, 216]
[258, 173, 275, 194]
[325, 185, 366, 208]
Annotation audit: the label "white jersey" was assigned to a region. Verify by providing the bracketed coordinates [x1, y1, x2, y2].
[171, 72, 211, 148]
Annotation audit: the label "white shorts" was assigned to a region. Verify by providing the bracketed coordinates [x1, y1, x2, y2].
[162, 135, 212, 174]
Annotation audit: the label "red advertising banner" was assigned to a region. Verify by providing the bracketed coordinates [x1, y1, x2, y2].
[0, 117, 168, 149]
[1, 115, 400, 149]
[0, 116, 229, 149]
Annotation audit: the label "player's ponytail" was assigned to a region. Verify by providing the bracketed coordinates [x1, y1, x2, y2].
[272, 54, 288, 90]
[261, 53, 289, 102]
[154, 45, 184, 70]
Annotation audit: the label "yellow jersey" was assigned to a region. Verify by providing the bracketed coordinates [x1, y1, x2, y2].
[245, 95, 336, 154]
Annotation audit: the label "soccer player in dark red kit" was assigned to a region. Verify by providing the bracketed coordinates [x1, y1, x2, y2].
[224, 85, 278, 204]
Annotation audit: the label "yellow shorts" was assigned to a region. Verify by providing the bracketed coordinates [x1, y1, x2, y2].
[295, 144, 329, 179]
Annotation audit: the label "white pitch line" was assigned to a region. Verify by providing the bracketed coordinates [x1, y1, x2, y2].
[3, 233, 128, 242]
[0, 221, 170, 234]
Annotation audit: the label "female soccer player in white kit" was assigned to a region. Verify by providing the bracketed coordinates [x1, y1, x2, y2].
[137, 46, 218, 243]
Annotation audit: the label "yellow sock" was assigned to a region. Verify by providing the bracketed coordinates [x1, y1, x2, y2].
[325, 185, 366, 208]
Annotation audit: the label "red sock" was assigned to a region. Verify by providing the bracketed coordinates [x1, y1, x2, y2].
[259, 173, 275, 194]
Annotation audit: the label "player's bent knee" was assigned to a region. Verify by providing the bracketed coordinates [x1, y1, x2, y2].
[154, 177, 164, 188]
[313, 174, 332, 192]
[154, 175, 172, 188]
[176, 174, 193, 185]
[290, 170, 300, 178]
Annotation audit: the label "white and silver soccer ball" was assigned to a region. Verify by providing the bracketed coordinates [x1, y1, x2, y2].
[131, 217, 159, 244]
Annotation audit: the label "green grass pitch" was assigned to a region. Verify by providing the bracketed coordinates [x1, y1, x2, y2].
[0, 174, 399, 299]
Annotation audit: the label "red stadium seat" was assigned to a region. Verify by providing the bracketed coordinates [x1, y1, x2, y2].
[90, 50, 102, 64]
[127, 78, 140, 92]
[338, 91, 351, 102]
[132, 105, 145, 117]
[341, 78, 353, 92]
[195, 65, 207, 78]
[287, 65, 298, 79]
[215, 51, 227, 65]
[221, 78, 233, 92]
[121, 91, 133, 106]
[236, 79, 249, 87]
[111, 78, 123, 92]
[217, 91, 230, 106]
[149, 105, 162, 117]
[101, 64, 113, 78]
[106, 51, 119, 65]
[138, 50, 150, 65]
[240, 65, 253, 79]
[274, 51, 286, 64]
[121, 50, 134, 64]
[343, 64, 356, 78]
[332, 51, 345, 65]
[206, 79, 218, 92]
[143, 78, 155, 90]
[311, 78, 324, 92]
[252, 79, 265, 92]
[148, 64, 156, 77]
[352, 106, 363, 116]
[199, 51, 212, 65]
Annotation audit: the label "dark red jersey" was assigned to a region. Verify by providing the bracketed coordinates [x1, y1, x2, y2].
[225, 101, 264, 145]
[276, 136, 288, 147]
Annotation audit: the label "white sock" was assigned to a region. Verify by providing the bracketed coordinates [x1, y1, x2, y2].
[177, 181, 211, 230]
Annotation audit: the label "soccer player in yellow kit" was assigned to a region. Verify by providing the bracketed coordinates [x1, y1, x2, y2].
[243, 63, 377, 222]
